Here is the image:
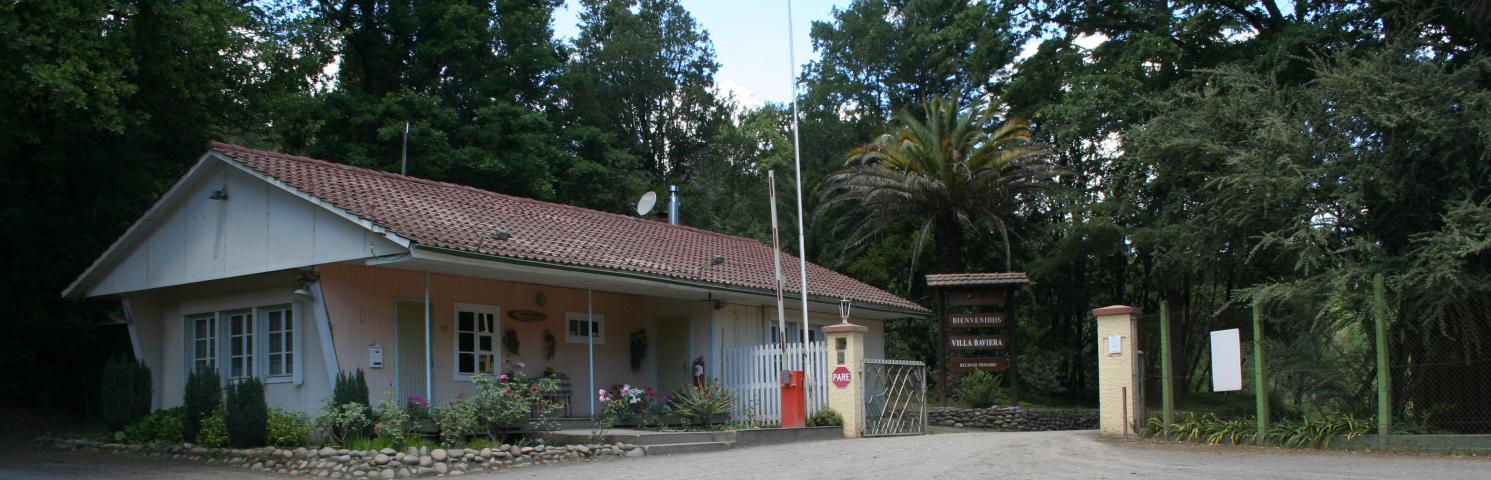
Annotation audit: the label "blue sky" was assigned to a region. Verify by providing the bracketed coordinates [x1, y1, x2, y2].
[552, 0, 852, 106]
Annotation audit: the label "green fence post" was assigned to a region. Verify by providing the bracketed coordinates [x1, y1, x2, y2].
[1160, 300, 1174, 426]
[1374, 274, 1391, 439]
[1253, 299, 1268, 444]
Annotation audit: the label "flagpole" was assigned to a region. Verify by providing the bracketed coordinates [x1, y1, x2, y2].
[786, 0, 813, 409]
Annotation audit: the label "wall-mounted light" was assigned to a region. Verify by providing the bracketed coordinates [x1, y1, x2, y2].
[292, 286, 313, 301]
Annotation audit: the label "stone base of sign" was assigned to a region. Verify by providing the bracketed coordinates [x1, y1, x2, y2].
[929, 406, 1098, 431]
[824, 322, 867, 438]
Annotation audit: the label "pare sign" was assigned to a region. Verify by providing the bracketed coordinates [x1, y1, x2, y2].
[831, 366, 852, 388]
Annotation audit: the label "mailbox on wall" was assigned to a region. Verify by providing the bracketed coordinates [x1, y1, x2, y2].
[369, 344, 384, 369]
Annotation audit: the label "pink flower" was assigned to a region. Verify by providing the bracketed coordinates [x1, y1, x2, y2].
[499, 374, 509, 382]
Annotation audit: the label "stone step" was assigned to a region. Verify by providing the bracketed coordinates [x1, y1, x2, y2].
[639, 441, 731, 456]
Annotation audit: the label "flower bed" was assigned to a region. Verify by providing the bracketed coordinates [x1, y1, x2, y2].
[39, 436, 643, 478]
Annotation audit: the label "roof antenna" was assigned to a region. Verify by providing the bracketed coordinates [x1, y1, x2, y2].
[401, 122, 410, 176]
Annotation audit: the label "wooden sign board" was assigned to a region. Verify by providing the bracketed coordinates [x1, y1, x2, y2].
[949, 335, 1006, 350]
[945, 289, 1006, 307]
[948, 357, 1007, 373]
[946, 312, 1006, 328]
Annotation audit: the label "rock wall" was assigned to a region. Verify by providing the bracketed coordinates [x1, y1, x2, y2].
[39, 437, 643, 478]
[929, 406, 1098, 431]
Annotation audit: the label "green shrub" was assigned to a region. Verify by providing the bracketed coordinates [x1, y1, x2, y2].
[470, 368, 562, 440]
[373, 399, 411, 448]
[224, 378, 268, 447]
[957, 371, 1002, 409]
[668, 381, 734, 427]
[333, 369, 370, 411]
[432, 396, 481, 447]
[198, 408, 229, 448]
[808, 408, 844, 427]
[122, 407, 185, 444]
[183, 367, 221, 443]
[317, 402, 371, 446]
[101, 357, 152, 431]
[267, 408, 313, 447]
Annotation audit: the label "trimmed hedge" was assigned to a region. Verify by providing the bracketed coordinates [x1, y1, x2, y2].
[224, 378, 268, 447]
[183, 367, 221, 443]
[101, 357, 152, 431]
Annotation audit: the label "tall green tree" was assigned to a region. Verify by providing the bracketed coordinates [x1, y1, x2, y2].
[298, 0, 570, 199]
[824, 98, 1056, 277]
[0, 0, 319, 407]
[560, 0, 725, 194]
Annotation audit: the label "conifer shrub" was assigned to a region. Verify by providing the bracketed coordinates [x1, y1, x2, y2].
[183, 367, 222, 443]
[224, 377, 268, 447]
[101, 357, 152, 431]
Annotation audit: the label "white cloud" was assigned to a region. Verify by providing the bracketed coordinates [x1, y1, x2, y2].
[717, 78, 766, 110]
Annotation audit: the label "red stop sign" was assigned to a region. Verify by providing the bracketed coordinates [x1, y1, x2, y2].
[831, 366, 852, 388]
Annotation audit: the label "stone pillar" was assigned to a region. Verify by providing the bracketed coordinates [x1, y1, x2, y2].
[824, 322, 866, 438]
[1093, 305, 1141, 437]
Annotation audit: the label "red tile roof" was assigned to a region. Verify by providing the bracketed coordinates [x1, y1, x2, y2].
[210, 142, 927, 314]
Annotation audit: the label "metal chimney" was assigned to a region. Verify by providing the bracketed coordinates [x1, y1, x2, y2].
[668, 185, 680, 225]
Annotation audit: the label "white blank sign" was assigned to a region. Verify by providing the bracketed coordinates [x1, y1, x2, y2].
[1210, 329, 1243, 392]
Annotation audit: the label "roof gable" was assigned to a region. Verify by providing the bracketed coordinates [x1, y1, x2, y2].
[209, 142, 926, 313]
[64, 154, 407, 298]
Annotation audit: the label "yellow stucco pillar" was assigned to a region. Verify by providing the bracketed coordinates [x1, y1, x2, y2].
[1093, 305, 1142, 437]
[824, 322, 866, 438]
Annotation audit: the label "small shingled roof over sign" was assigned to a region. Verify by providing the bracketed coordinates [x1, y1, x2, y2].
[925, 272, 1030, 287]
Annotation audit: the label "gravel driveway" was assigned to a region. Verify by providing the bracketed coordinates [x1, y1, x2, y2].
[2, 430, 1485, 479]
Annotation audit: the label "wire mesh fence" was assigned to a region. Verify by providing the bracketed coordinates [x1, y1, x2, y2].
[1137, 277, 1491, 443]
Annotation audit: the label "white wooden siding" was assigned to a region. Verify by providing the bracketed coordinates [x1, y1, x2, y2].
[84, 160, 404, 297]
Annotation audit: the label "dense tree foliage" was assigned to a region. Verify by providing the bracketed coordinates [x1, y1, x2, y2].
[3, 0, 1488, 429]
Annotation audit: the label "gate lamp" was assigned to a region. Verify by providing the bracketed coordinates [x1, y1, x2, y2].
[839, 299, 852, 324]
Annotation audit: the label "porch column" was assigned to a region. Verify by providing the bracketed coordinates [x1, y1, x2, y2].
[824, 322, 866, 438]
[1093, 305, 1141, 437]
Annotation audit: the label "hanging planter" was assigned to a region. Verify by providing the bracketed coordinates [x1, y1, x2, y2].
[630, 329, 648, 372]
[503, 328, 520, 357]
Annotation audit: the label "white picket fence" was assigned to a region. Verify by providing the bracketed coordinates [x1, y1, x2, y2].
[720, 341, 828, 424]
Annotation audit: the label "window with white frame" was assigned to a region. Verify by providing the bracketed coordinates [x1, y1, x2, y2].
[226, 310, 255, 380]
[565, 312, 605, 344]
[266, 307, 294, 377]
[185, 303, 297, 382]
[189, 314, 217, 373]
[454, 304, 498, 379]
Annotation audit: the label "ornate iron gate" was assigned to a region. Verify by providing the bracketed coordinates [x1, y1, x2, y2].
[863, 359, 927, 436]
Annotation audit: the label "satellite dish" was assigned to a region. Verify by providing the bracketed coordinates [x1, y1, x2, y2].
[636, 191, 658, 217]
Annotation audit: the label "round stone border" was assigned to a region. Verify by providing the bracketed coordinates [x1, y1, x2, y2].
[38, 437, 643, 478]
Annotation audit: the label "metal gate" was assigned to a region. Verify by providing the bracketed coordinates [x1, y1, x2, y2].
[863, 359, 927, 436]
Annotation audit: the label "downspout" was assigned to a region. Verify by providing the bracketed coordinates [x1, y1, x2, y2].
[587, 288, 595, 417]
[424, 271, 433, 403]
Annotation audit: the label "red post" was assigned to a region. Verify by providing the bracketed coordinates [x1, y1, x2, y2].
[781, 370, 806, 428]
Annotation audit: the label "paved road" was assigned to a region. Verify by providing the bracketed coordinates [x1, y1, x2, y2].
[499, 430, 1488, 480]
[2, 431, 1486, 479]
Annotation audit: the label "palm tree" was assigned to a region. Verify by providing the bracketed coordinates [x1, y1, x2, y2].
[823, 98, 1057, 279]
